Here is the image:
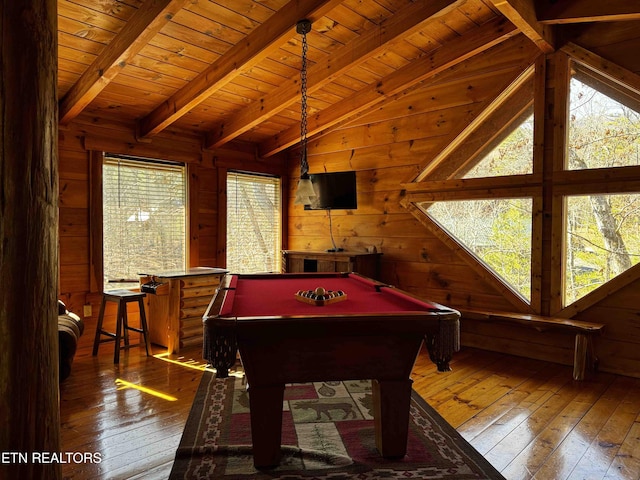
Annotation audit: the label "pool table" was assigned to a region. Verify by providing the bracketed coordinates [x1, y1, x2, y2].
[203, 272, 460, 468]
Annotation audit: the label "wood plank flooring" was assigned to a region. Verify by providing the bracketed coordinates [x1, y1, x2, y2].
[60, 343, 640, 479]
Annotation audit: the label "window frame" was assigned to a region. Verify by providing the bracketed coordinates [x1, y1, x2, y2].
[557, 59, 640, 309]
[90, 152, 188, 293]
[402, 52, 640, 316]
[225, 170, 283, 274]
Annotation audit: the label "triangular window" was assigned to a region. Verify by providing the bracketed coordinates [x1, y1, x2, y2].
[462, 113, 533, 178]
[423, 198, 532, 301]
[568, 67, 640, 171]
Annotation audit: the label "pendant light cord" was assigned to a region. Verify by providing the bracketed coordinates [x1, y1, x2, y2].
[328, 209, 341, 252]
[297, 19, 311, 177]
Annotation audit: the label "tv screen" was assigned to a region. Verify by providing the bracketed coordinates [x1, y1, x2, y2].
[304, 171, 357, 210]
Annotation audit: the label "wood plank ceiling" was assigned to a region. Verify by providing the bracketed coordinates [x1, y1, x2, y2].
[57, 0, 640, 158]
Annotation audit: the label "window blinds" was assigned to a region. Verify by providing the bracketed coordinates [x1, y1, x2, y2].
[226, 171, 281, 273]
[103, 155, 186, 289]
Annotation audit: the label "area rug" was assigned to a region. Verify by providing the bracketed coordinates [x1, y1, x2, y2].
[169, 371, 504, 479]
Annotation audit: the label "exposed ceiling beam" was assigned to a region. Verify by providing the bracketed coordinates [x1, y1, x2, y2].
[59, 0, 189, 126]
[136, 0, 342, 140]
[489, 0, 554, 53]
[205, 0, 460, 150]
[538, 0, 640, 24]
[259, 17, 520, 158]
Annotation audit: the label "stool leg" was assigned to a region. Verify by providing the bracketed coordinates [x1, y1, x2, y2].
[93, 296, 107, 356]
[122, 302, 130, 348]
[138, 298, 151, 356]
[114, 300, 124, 364]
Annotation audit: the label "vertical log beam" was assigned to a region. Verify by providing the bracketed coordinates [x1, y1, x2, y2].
[89, 150, 104, 293]
[0, 1, 60, 479]
[188, 162, 200, 268]
[541, 51, 571, 315]
[530, 55, 547, 313]
[217, 166, 228, 268]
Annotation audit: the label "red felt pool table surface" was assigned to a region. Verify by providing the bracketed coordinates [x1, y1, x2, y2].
[220, 272, 440, 318]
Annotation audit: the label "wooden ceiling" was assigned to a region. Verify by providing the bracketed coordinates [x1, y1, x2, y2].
[57, 0, 640, 157]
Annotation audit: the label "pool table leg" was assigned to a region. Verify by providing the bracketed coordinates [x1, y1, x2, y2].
[247, 383, 286, 468]
[372, 378, 413, 458]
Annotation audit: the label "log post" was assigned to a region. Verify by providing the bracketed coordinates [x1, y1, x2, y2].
[0, 1, 60, 479]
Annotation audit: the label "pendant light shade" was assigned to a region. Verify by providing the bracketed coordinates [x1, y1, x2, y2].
[294, 175, 316, 205]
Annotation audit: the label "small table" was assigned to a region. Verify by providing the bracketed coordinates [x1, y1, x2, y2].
[203, 272, 460, 468]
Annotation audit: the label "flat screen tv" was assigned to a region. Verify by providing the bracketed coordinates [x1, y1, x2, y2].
[304, 171, 357, 210]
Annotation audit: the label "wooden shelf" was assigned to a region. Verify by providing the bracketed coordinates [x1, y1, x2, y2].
[282, 250, 381, 279]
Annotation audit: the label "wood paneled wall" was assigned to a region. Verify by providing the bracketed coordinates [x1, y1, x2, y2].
[288, 37, 538, 308]
[57, 33, 640, 378]
[287, 37, 640, 378]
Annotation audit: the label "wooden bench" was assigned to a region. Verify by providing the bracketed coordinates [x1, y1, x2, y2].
[459, 308, 605, 380]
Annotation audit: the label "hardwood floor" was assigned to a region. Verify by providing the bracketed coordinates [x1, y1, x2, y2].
[413, 348, 640, 480]
[60, 342, 640, 479]
[60, 343, 207, 480]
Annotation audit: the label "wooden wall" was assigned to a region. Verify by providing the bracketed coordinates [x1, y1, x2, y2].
[57, 30, 640, 378]
[288, 35, 540, 308]
[287, 34, 640, 379]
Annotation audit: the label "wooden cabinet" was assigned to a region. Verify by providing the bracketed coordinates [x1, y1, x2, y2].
[282, 250, 382, 279]
[139, 267, 227, 353]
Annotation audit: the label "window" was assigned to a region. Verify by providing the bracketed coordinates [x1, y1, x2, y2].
[226, 171, 281, 273]
[424, 198, 533, 301]
[103, 155, 186, 290]
[463, 112, 534, 178]
[565, 193, 640, 304]
[563, 62, 640, 303]
[568, 66, 640, 170]
[405, 56, 640, 312]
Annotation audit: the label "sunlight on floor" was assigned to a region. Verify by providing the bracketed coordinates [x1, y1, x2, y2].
[153, 351, 215, 372]
[115, 378, 178, 401]
[153, 351, 245, 378]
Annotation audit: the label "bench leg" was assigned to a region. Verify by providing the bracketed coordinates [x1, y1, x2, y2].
[573, 333, 588, 380]
[587, 335, 599, 372]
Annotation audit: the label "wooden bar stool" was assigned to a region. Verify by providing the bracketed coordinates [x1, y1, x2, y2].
[92, 289, 151, 364]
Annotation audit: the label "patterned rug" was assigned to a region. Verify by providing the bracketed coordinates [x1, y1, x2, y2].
[169, 370, 504, 479]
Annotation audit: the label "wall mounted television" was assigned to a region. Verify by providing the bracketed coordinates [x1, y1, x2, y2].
[304, 171, 357, 210]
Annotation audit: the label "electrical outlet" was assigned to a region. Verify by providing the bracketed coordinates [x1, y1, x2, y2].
[83, 304, 92, 318]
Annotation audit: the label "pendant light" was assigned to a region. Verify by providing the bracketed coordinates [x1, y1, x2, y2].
[293, 19, 316, 206]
